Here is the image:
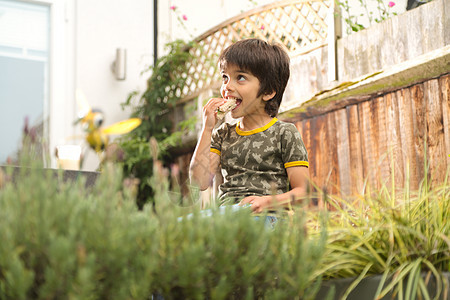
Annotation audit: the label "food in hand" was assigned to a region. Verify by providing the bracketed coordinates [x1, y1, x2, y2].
[216, 98, 237, 120]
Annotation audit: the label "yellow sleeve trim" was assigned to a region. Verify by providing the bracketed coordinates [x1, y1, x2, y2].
[210, 148, 221, 155]
[284, 161, 309, 168]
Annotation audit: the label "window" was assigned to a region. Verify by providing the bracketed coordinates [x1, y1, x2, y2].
[0, 0, 50, 163]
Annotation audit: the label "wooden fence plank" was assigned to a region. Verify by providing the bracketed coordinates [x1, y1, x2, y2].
[410, 83, 426, 183]
[424, 79, 447, 186]
[397, 88, 420, 190]
[294, 121, 303, 137]
[313, 115, 329, 191]
[376, 95, 391, 187]
[385, 92, 405, 189]
[326, 112, 340, 196]
[295, 120, 314, 195]
[300, 119, 313, 178]
[346, 104, 364, 195]
[300, 118, 321, 205]
[335, 109, 352, 196]
[308, 117, 321, 189]
[309, 116, 331, 207]
[359, 100, 378, 190]
[439, 74, 450, 171]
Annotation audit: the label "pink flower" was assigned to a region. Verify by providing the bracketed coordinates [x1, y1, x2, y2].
[182, 14, 188, 21]
[170, 5, 176, 10]
[388, 1, 395, 7]
[260, 25, 265, 30]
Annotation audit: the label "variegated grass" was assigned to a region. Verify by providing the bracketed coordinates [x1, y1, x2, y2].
[305, 165, 449, 299]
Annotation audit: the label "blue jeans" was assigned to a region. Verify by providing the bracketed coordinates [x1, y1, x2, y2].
[254, 215, 278, 228]
[178, 204, 278, 228]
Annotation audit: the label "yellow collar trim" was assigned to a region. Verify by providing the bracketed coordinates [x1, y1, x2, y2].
[236, 118, 278, 136]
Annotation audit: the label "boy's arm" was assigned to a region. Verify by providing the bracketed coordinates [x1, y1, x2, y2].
[240, 166, 309, 213]
[189, 127, 221, 190]
[286, 166, 310, 203]
[189, 98, 224, 190]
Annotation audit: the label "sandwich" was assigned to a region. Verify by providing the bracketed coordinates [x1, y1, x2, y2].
[216, 98, 237, 120]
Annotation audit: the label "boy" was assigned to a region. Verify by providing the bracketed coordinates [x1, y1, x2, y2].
[189, 38, 309, 213]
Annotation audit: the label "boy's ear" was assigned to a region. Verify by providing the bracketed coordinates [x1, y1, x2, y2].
[262, 91, 276, 101]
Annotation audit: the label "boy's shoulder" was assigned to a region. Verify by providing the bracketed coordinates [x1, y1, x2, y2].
[274, 118, 295, 125]
[271, 119, 297, 132]
[269, 120, 302, 141]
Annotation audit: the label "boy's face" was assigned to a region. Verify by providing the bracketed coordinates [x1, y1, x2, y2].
[220, 63, 271, 120]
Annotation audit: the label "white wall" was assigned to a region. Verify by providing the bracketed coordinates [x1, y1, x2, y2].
[73, 0, 153, 170]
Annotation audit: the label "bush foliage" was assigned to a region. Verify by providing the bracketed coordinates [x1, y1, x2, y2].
[0, 154, 326, 299]
[118, 40, 200, 208]
[1, 138, 448, 299]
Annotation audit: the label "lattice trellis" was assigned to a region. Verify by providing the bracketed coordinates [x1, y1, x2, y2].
[177, 0, 332, 102]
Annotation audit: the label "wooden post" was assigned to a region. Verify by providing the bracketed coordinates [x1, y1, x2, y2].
[327, 0, 341, 82]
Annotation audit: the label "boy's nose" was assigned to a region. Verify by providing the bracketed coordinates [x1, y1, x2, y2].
[223, 80, 234, 92]
[221, 82, 234, 96]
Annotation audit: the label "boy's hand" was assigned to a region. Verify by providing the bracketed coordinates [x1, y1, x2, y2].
[239, 195, 271, 213]
[202, 98, 226, 130]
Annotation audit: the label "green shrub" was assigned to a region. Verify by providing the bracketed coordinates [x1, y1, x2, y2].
[0, 162, 158, 299]
[119, 39, 200, 208]
[0, 151, 327, 299]
[152, 206, 327, 299]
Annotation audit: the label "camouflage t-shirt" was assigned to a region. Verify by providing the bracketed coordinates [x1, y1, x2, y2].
[210, 117, 308, 205]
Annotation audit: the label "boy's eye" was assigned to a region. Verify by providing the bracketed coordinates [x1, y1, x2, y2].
[222, 75, 229, 83]
[237, 75, 246, 82]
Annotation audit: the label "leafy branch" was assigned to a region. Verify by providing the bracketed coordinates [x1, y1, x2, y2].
[337, 0, 398, 34]
[119, 39, 199, 207]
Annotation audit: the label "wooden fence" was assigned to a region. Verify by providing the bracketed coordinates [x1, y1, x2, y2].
[294, 74, 450, 196]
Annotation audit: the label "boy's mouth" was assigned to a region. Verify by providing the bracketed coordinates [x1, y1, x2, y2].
[226, 97, 242, 110]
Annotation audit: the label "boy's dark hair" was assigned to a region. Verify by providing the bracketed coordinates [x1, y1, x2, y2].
[219, 38, 290, 117]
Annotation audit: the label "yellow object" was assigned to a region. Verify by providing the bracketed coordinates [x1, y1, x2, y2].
[75, 90, 142, 153]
